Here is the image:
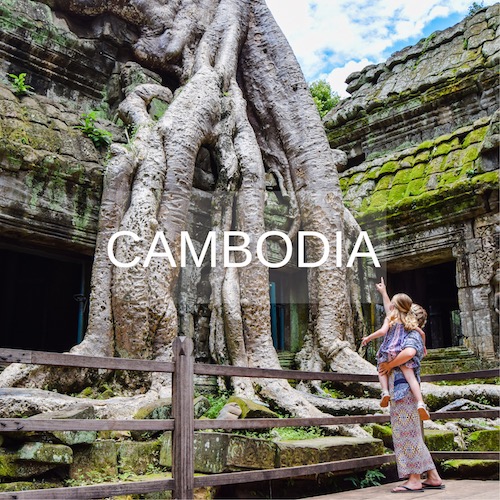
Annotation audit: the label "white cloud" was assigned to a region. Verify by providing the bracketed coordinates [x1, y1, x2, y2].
[323, 59, 374, 98]
[266, 0, 495, 95]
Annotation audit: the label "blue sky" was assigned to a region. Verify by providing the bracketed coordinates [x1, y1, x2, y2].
[266, 0, 496, 96]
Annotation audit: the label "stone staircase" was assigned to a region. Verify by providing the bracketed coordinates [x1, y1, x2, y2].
[421, 346, 490, 375]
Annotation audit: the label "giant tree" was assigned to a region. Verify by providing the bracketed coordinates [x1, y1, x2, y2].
[1, 0, 379, 423]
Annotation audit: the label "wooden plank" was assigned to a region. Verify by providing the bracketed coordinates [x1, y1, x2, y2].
[0, 478, 174, 499]
[172, 337, 195, 500]
[0, 348, 174, 373]
[431, 451, 500, 460]
[194, 409, 499, 430]
[0, 419, 174, 432]
[193, 454, 396, 488]
[422, 369, 499, 382]
[195, 415, 391, 430]
[194, 362, 379, 382]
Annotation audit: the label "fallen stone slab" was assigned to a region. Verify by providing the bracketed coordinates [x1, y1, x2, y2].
[17, 442, 73, 464]
[276, 436, 384, 468]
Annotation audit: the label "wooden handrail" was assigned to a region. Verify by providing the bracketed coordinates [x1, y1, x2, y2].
[0, 343, 498, 499]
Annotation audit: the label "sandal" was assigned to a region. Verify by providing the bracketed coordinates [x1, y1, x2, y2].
[417, 402, 430, 420]
[380, 390, 390, 408]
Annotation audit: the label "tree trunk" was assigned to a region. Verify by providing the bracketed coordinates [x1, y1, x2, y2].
[0, 0, 380, 424]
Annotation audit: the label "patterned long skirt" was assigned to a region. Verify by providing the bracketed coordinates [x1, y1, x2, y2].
[390, 392, 435, 478]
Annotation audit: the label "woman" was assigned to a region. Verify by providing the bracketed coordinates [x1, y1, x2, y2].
[378, 329, 445, 493]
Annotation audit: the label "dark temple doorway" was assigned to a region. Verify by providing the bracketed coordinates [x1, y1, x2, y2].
[0, 246, 91, 352]
[387, 260, 460, 348]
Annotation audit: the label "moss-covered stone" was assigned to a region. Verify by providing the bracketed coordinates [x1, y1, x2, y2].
[17, 443, 73, 464]
[118, 440, 161, 475]
[0, 481, 61, 492]
[379, 160, 400, 175]
[227, 396, 279, 419]
[371, 424, 393, 449]
[424, 429, 455, 451]
[69, 440, 117, 481]
[441, 459, 499, 480]
[467, 429, 500, 451]
[276, 436, 384, 467]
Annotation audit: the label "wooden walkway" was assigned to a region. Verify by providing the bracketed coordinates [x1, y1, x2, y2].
[303, 480, 499, 500]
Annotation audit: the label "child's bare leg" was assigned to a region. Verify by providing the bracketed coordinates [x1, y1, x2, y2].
[378, 372, 390, 407]
[400, 365, 430, 420]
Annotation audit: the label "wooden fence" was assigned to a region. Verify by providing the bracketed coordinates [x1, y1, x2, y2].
[0, 337, 498, 499]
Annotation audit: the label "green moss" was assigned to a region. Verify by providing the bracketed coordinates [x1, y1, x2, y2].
[339, 177, 349, 193]
[368, 190, 389, 209]
[392, 168, 413, 185]
[379, 160, 400, 175]
[462, 126, 488, 148]
[424, 429, 455, 451]
[414, 150, 430, 163]
[406, 178, 426, 196]
[467, 429, 500, 451]
[374, 175, 393, 191]
[409, 163, 427, 180]
[387, 184, 408, 203]
[461, 146, 479, 163]
[434, 142, 452, 156]
[365, 166, 382, 180]
[416, 139, 435, 152]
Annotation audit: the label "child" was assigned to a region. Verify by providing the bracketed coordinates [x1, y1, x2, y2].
[362, 289, 430, 420]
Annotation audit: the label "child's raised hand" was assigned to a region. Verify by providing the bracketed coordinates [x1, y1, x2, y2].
[375, 277, 386, 294]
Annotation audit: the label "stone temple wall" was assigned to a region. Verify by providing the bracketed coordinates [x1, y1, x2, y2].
[325, 4, 499, 359]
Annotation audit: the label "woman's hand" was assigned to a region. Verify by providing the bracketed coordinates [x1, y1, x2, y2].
[361, 336, 370, 346]
[375, 277, 386, 295]
[378, 361, 392, 376]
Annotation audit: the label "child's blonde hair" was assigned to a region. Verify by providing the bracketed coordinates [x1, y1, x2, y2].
[388, 293, 419, 330]
[411, 303, 427, 328]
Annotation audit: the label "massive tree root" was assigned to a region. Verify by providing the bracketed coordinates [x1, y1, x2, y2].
[3, 0, 493, 425]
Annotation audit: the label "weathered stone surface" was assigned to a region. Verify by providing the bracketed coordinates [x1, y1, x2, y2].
[193, 396, 210, 418]
[0, 449, 57, 479]
[423, 429, 455, 451]
[117, 440, 162, 475]
[466, 429, 500, 451]
[276, 436, 384, 468]
[133, 399, 172, 420]
[17, 442, 73, 464]
[371, 423, 393, 449]
[28, 406, 97, 445]
[441, 459, 500, 480]
[0, 481, 61, 492]
[69, 440, 117, 480]
[160, 432, 277, 473]
[227, 396, 279, 419]
[216, 402, 242, 420]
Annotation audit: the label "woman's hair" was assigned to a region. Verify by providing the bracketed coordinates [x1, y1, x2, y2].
[411, 303, 427, 328]
[388, 293, 419, 330]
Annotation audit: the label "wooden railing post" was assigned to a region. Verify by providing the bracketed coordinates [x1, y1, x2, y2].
[172, 336, 194, 500]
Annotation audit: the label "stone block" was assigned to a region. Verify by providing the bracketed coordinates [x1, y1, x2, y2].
[276, 436, 384, 468]
[227, 396, 279, 419]
[117, 440, 162, 475]
[160, 432, 277, 473]
[226, 435, 277, 470]
[69, 440, 117, 480]
[441, 459, 499, 480]
[467, 429, 500, 451]
[0, 450, 57, 479]
[371, 424, 393, 449]
[423, 429, 455, 451]
[28, 405, 97, 445]
[17, 442, 73, 464]
[0, 481, 61, 492]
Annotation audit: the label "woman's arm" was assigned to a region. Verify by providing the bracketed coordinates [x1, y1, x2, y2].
[378, 347, 417, 375]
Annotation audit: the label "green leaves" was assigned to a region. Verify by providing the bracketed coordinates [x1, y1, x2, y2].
[75, 111, 113, 148]
[7, 72, 33, 96]
[309, 79, 340, 118]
